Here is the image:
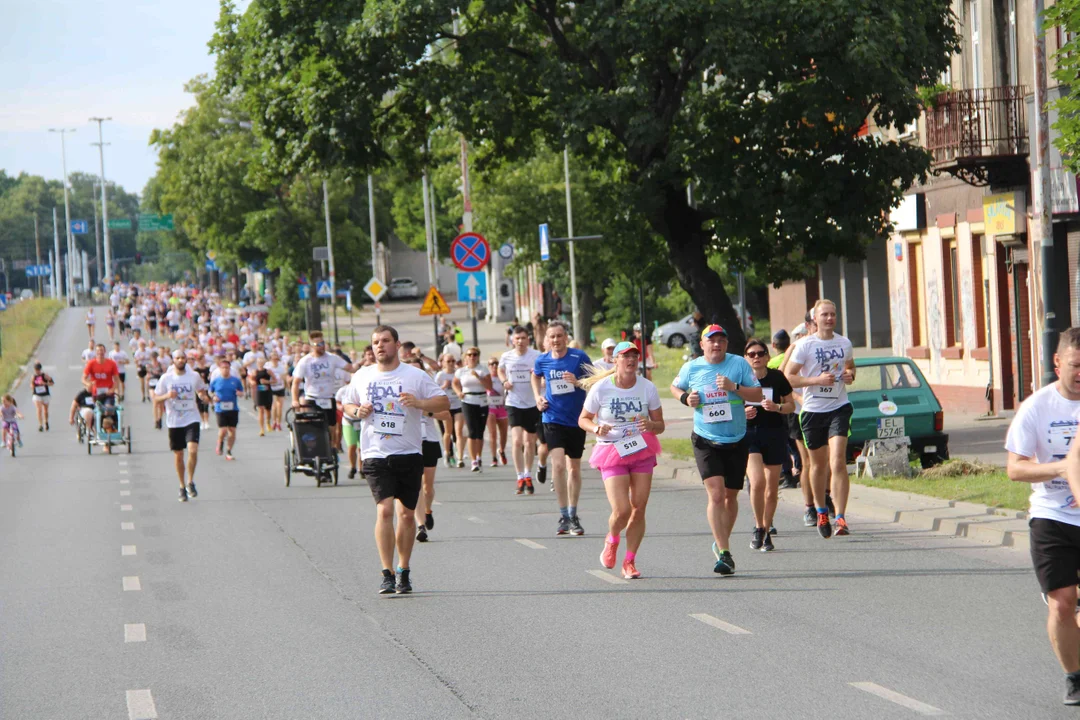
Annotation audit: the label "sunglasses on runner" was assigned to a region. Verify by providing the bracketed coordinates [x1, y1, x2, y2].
[745, 350, 768, 358]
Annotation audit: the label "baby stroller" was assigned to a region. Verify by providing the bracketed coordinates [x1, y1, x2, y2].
[283, 406, 338, 487]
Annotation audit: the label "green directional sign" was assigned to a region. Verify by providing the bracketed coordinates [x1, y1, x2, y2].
[138, 213, 174, 232]
[107, 218, 132, 230]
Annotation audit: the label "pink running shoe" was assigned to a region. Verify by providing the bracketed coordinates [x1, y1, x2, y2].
[622, 560, 641, 579]
[600, 539, 619, 569]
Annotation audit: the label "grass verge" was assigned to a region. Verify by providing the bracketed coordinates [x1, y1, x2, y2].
[660, 437, 694, 462]
[853, 459, 1027, 511]
[1, 299, 64, 392]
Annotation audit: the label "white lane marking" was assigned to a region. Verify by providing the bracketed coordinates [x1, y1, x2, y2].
[119, 470, 129, 475]
[124, 623, 146, 643]
[119, 460, 129, 466]
[515, 538, 547, 550]
[122, 545, 137, 556]
[849, 682, 949, 716]
[120, 479, 130, 485]
[467, 516, 485, 524]
[690, 613, 752, 635]
[125, 688, 158, 719]
[120, 490, 131, 496]
[120, 505, 132, 511]
[586, 569, 628, 585]
[68, 364, 83, 370]
[121, 522, 134, 530]
[122, 576, 141, 591]
[40, 365, 57, 371]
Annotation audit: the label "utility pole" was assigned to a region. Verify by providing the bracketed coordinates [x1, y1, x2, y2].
[90, 117, 113, 287]
[92, 181, 102, 287]
[322, 178, 339, 345]
[52, 209, 60, 299]
[49, 128, 76, 302]
[33, 215, 42, 297]
[367, 174, 379, 281]
[422, 162, 440, 351]
[563, 147, 581, 342]
[1034, 0, 1056, 385]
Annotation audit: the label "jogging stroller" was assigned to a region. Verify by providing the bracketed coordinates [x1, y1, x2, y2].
[283, 406, 338, 487]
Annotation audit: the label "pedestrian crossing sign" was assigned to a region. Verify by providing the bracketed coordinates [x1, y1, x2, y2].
[419, 286, 450, 316]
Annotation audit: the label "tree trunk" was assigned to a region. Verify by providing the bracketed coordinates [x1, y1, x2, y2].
[653, 186, 747, 351]
[578, 282, 596, 349]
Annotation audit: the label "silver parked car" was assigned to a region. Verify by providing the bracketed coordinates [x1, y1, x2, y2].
[652, 306, 753, 348]
[387, 277, 420, 299]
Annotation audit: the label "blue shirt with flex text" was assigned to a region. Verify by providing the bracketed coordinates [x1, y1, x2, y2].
[209, 376, 244, 414]
[533, 348, 592, 427]
[673, 354, 760, 444]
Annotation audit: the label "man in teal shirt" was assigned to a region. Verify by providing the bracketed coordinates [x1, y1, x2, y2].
[670, 324, 761, 576]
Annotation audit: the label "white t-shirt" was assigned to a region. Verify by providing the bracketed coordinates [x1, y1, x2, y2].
[265, 360, 287, 391]
[129, 314, 145, 331]
[165, 310, 180, 326]
[583, 376, 662, 445]
[86, 310, 95, 325]
[442, 341, 463, 361]
[789, 333, 854, 413]
[434, 371, 462, 410]
[293, 352, 349, 400]
[1005, 383, 1080, 526]
[243, 350, 266, 368]
[342, 363, 444, 459]
[210, 360, 243, 382]
[157, 368, 206, 429]
[499, 348, 542, 409]
[133, 349, 151, 367]
[109, 350, 130, 371]
[81, 348, 96, 362]
[592, 358, 615, 372]
[455, 365, 489, 405]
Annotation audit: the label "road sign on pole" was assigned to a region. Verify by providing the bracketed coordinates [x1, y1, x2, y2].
[457, 271, 487, 302]
[313, 246, 330, 262]
[70, 220, 88, 235]
[138, 214, 174, 232]
[499, 243, 514, 260]
[316, 280, 333, 299]
[419, 286, 451, 316]
[0, 296, 7, 311]
[450, 232, 490, 272]
[298, 284, 309, 300]
[539, 223, 550, 261]
[205, 259, 218, 271]
[107, 218, 132, 230]
[363, 277, 387, 302]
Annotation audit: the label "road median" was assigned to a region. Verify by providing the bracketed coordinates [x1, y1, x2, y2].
[1, 298, 64, 392]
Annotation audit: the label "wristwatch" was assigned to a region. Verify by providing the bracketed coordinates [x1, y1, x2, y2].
[735, 383, 740, 391]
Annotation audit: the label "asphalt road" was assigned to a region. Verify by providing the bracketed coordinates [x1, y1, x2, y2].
[0, 307, 1069, 719]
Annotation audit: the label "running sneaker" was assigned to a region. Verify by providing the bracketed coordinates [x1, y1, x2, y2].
[45, 422, 49, 431]
[712, 543, 735, 575]
[416, 525, 428, 542]
[499, 450, 508, 465]
[38, 425, 43, 432]
[570, 516, 585, 535]
[762, 531, 775, 552]
[349, 467, 357, 479]
[1067, 673, 1080, 705]
[186, 482, 198, 499]
[457, 459, 465, 469]
[216, 441, 223, 456]
[491, 457, 500, 468]
[803, 507, 816, 527]
[834, 517, 850, 536]
[259, 430, 265, 437]
[769, 526, 778, 536]
[471, 460, 481, 473]
[537, 465, 547, 484]
[178, 487, 188, 503]
[600, 538, 619, 568]
[524, 477, 534, 495]
[750, 527, 764, 551]
[443, 456, 453, 469]
[225, 450, 234, 461]
[557, 517, 571, 535]
[425, 512, 434, 530]
[622, 559, 641, 579]
[395, 568, 412, 594]
[516, 479, 526, 495]
[817, 512, 832, 539]
[826, 494, 836, 519]
[379, 571, 395, 595]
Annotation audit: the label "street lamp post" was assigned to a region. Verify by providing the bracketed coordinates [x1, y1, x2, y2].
[90, 117, 113, 287]
[322, 178, 339, 345]
[49, 128, 76, 303]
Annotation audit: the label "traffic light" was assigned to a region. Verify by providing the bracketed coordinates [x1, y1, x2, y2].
[135, 252, 142, 265]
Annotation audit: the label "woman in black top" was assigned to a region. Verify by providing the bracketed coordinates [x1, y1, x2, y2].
[30, 363, 54, 431]
[743, 338, 795, 552]
[251, 358, 274, 436]
[194, 358, 212, 430]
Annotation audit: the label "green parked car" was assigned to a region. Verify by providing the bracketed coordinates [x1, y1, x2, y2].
[844, 357, 949, 468]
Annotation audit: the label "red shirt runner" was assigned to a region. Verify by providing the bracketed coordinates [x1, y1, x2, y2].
[84, 358, 120, 394]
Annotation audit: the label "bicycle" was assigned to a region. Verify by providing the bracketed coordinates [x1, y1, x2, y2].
[3, 420, 21, 457]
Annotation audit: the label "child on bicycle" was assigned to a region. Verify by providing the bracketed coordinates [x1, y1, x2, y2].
[2, 394, 24, 449]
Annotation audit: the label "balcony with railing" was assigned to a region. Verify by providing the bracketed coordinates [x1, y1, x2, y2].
[924, 85, 1030, 187]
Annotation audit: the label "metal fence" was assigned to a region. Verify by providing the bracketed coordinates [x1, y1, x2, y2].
[925, 85, 1029, 163]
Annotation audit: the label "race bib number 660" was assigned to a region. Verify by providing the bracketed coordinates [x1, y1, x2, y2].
[704, 402, 732, 423]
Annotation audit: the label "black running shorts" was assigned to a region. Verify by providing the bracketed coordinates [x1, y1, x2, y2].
[362, 454, 424, 509]
[1030, 517, 1080, 593]
[216, 411, 239, 428]
[507, 405, 540, 433]
[543, 423, 586, 460]
[168, 422, 200, 452]
[746, 426, 788, 466]
[799, 404, 853, 451]
[691, 433, 749, 490]
[422, 440, 442, 468]
[462, 401, 489, 439]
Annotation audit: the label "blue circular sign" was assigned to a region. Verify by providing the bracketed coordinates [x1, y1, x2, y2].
[450, 233, 490, 272]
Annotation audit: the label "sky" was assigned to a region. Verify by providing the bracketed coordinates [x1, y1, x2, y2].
[0, 0, 236, 197]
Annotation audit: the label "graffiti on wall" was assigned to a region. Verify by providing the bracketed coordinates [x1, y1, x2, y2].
[891, 286, 909, 355]
[927, 277, 943, 379]
[961, 272, 977, 349]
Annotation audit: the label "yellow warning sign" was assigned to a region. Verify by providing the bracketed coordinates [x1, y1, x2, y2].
[419, 285, 451, 316]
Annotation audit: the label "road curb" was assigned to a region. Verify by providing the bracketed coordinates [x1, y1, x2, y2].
[656, 455, 1030, 551]
[6, 302, 65, 394]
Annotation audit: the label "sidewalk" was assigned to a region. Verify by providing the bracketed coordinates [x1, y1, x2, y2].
[653, 455, 1031, 552]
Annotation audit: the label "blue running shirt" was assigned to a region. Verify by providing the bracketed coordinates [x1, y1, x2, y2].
[673, 354, 759, 444]
[210, 376, 244, 414]
[533, 348, 592, 427]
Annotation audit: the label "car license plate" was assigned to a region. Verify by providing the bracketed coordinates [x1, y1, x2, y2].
[877, 416, 905, 439]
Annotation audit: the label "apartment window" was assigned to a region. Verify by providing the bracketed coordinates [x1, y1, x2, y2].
[908, 241, 927, 347]
[971, 234, 988, 347]
[942, 239, 962, 346]
[967, 0, 981, 89]
[1007, 0, 1019, 85]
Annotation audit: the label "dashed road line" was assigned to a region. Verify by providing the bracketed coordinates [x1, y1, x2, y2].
[515, 538, 547, 550]
[125, 689, 158, 719]
[124, 623, 146, 643]
[119, 460, 128, 466]
[466, 516, 485, 524]
[120, 505, 132, 512]
[122, 576, 141, 592]
[849, 682, 948, 716]
[119, 470, 129, 475]
[586, 569, 628, 585]
[120, 490, 131, 496]
[690, 613, 752, 635]
[120, 479, 130, 484]
[121, 522, 134, 530]
[122, 545, 137, 556]
[67, 364, 83, 371]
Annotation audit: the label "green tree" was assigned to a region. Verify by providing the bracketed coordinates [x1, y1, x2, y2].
[212, 0, 957, 348]
[1048, 2, 1080, 170]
